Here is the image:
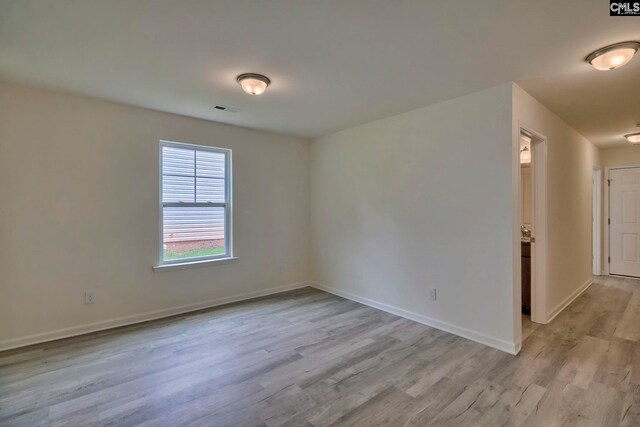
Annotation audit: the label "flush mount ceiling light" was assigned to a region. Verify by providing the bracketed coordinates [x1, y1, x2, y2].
[626, 132, 640, 144]
[236, 73, 271, 95]
[586, 41, 640, 70]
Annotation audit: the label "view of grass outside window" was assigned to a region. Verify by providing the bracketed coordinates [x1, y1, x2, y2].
[160, 141, 231, 263]
[163, 240, 226, 260]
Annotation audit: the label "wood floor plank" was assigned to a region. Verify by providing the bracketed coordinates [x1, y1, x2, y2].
[593, 337, 634, 391]
[555, 335, 609, 390]
[614, 292, 640, 342]
[621, 384, 640, 427]
[328, 386, 416, 427]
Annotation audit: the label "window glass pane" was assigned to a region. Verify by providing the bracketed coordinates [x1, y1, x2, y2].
[162, 146, 195, 176]
[162, 175, 195, 203]
[196, 150, 225, 178]
[196, 177, 225, 203]
[162, 206, 225, 261]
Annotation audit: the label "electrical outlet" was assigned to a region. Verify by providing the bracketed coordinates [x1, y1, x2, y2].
[85, 291, 96, 304]
[429, 288, 437, 301]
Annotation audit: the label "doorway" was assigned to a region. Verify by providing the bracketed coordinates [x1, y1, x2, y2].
[518, 125, 547, 345]
[520, 134, 533, 317]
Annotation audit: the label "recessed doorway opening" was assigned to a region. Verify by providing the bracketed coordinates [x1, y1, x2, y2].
[518, 125, 548, 350]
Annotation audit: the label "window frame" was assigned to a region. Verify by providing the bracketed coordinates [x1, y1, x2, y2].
[159, 140, 233, 266]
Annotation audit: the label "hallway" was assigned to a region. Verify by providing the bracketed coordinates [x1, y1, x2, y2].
[517, 275, 640, 426]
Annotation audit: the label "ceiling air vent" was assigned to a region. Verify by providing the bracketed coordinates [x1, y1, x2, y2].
[210, 104, 239, 113]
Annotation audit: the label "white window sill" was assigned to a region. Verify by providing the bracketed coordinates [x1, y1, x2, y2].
[153, 257, 238, 272]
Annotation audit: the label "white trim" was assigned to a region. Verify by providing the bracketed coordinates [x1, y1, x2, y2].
[153, 256, 238, 272]
[546, 278, 593, 323]
[604, 169, 608, 275]
[592, 168, 601, 276]
[1, 280, 520, 355]
[609, 274, 640, 281]
[309, 282, 518, 355]
[603, 164, 640, 276]
[0, 281, 309, 352]
[158, 140, 233, 267]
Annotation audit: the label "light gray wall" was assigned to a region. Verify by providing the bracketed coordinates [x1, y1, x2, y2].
[0, 82, 310, 348]
[601, 146, 640, 168]
[599, 146, 640, 274]
[513, 84, 600, 324]
[310, 84, 517, 352]
[1, 80, 601, 354]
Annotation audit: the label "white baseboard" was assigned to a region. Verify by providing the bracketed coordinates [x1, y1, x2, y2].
[546, 278, 593, 323]
[309, 282, 518, 355]
[607, 273, 640, 282]
[0, 281, 310, 352]
[2, 280, 523, 355]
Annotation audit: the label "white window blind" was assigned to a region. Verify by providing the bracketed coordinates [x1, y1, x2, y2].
[160, 141, 231, 264]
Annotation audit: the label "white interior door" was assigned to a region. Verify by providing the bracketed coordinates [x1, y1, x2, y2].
[610, 168, 640, 277]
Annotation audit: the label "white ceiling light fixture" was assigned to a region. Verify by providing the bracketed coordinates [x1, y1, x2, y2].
[586, 41, 640, 71]
[236, 73, 271, 95]
[625, 132, 640, 144]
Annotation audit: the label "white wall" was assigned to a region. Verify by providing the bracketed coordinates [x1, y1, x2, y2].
[513, 84, 600, 323]
[1, 80, 601, 354]
[601, 146, 640, 168]
[0, 83, 310, 349]
[599, 146, 640, 272]
[310, 84, 517, 352]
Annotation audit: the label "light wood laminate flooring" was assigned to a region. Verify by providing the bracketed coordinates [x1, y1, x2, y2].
[1, 275, 639, 426]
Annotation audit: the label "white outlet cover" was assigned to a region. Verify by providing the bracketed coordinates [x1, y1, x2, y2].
[85, 291, 96, 304]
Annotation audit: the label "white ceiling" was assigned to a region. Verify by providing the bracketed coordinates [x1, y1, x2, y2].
[0, 0, 638, 146]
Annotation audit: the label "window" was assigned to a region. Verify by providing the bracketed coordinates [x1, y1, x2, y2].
[160, 141, 231, 264]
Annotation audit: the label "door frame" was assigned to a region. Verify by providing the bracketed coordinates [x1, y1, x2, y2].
[604, 164, 640, 277]
[518, 123, 547, 325]
[593, 168, 601, 276]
